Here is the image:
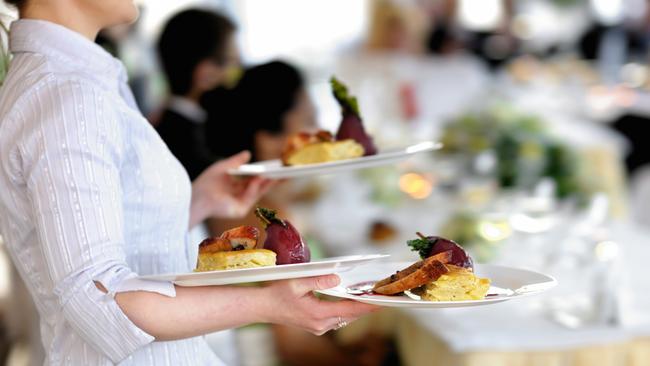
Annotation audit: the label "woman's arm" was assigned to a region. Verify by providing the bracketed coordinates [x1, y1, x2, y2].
[189, 151, 274, 229]
[113, 274, 378, 340]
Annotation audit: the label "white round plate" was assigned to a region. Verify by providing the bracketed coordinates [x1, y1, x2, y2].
[228, 141, 442, 179]
[138, 254, 389, 287]
[316, 261, 556, 308]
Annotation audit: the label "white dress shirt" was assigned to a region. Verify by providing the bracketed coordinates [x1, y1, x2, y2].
[168, 96, 207, 124]
[0, 20, 223, 365]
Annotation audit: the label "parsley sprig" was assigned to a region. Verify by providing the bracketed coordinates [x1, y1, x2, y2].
[406, 232, 438, 259]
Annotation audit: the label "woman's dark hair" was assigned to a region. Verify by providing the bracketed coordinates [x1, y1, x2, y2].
[157, 8, 235, 96]
[204, 60, 305, 160]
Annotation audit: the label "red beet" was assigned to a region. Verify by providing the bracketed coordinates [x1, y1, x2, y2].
[427, 237, 473, 269]
[255, 207, 310, 264]
[331, 77, 378, 156]
[336, 114, 377, 156]
[408, 232, 473, 270]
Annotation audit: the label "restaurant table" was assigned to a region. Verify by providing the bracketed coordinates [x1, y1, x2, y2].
[336, 309, 650, 366]
[299, 165, 650, 366]
[324, 219, 650, 366]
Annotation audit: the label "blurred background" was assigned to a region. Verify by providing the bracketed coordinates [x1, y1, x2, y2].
[2, 0, 650, 365]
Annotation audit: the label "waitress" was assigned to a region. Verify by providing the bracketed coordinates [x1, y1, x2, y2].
[0, 0, 377, 364]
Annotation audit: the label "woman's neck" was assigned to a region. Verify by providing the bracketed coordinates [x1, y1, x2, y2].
[21, 2, 101, 40]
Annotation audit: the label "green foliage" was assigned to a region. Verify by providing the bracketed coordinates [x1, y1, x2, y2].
[440, 213, 480, 247]
[441, 104, 582, 198]
[357, 166, 402, 207]
[552, 0, 581, 6]
[439, 212, 501, 262]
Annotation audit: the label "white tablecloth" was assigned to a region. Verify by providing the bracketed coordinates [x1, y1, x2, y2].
[306, 173, 650, 352]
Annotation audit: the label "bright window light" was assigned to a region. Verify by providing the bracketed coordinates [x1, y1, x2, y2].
[137, 0, 226, 38]
[234, 0, 369, 68]
[457, 0, 504, 32]
[590, 0, 624, 25]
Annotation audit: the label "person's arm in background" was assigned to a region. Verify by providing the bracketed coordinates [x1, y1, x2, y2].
[22, 79, 376, 363]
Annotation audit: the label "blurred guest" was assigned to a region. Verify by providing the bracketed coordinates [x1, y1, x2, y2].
[365, 0, 430, 54]
[205, 60, 316, 161]
[156, 8, 239, 180]
[612, 114, 650, 174]
[630, 164, 650, 227]
[204, 60, 316, 234]
[202, 62, 316, 246]
[593, 4, 650, 174]
[423, 0, 466, 55]
[461, 0, 519, 70]
[579, 2, 650, 79]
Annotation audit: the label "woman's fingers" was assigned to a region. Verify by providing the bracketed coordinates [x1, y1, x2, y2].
[252, 178, 276, 199]
[311, 316, 358, 336]
[239, 177, 266, 202]
[326, 316, 357, 331]
[239, 177, 275, 206]
[304, 301, 378, 335]
[290, 274, 341, 294]
[260, 178, 277, 193]
[318, 299, 381, 319]
[263, 276, 381, 336]
[218, 150, 252, 170]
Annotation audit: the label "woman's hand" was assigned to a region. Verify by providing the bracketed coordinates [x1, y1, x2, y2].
[189, 151, 275, 228]
[258, 274, 380, 335]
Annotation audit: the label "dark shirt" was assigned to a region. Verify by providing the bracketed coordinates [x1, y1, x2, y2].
[201, 86, 239, 158]
[156, 108, 215, 180]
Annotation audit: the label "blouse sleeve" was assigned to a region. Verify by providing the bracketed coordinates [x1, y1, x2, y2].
[18, 78, 175, 363]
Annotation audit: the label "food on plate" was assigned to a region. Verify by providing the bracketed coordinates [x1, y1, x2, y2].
[281, 130, 364, 166]
[196, 247, 276, 271]
[193, 208, 313, 271]
[372, 233, 490, 301]
[331, 77, 377, 156]
[407, 232, 473, 269]
[410, 265, 491, 301]
[219, 225, 260, 250]
[373, 251, 452, 295]
[195, 226, 277, 271]
[255, 207, 311, 264]
[368, 220, 398, 243]
[279, 77, 376, 167]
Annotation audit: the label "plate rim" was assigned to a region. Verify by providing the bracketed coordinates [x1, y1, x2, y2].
[315, 263, 557, 306]
[228, 141, 442, 176]
[138, 254, 390, 282]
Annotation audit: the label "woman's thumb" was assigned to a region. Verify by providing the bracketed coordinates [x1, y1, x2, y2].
[294, 274, 341, 293]
[221, 150, 251, 168]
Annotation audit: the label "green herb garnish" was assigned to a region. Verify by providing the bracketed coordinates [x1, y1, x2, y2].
[406, 232, 437, 259]
[254, 207, 286, 228]
[330, 76, 360, 117]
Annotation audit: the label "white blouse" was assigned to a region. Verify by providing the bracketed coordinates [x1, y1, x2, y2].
[0, 20, 222, 365]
